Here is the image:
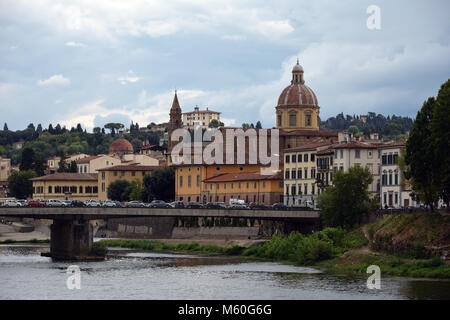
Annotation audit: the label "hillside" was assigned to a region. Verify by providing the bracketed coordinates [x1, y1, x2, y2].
[367, 212, 450, 259]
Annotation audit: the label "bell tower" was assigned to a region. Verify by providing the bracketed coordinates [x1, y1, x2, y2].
[169, 90, 182, 149]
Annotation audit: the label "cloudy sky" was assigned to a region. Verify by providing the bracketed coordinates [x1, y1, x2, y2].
[1, 0, 449, 131]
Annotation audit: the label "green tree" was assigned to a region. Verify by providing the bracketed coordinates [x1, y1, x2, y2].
[129, 179, 143, 201]
[208, 119, 224, 128]
[317, 166, 373, 228]
[107, 180, 132, 201]
[348, 125, 360, 136]
[69, 161, 78, 173]
[19, 147, 35, 171]
[255, 121, 262, 129]
[3, 123, 8, 131]
[405, 97, 440, 210]
[7, 170, 37, 199]
[142, 168, 175, 202]
[431, 79, 450, 209]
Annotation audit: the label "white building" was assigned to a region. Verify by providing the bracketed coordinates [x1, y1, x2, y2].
[379, 141, 417, 208]
[182, 106, 221, 130]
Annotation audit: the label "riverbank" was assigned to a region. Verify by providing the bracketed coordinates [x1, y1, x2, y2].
[0, 223, 49, 243]
[96, 212, 450, 279]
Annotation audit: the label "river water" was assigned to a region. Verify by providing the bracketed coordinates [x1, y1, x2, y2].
[0, 245, 449, 300]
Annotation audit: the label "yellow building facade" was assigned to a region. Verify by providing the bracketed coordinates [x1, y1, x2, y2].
[31, 173, 99, 201]
[97, 164, 161, 201]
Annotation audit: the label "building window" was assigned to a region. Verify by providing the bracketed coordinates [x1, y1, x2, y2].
[291, 169, 296, 180]
[298, 168, 302, 179]
[285, 155, 290, 163]
[102, 172, 105, 179]
[188, 175, 191, 187]
[101, 183, 105, 192]
[277, 114, 282, 126]
[340, 150, 343, 159]
[180, 176, 183, 187]
[291, 185, 296, 196]
[311, 154, 315, 162]
[197, 175, 200, 187]
[114, 171, 117, 176]
[305, 114, 311, 126]
[79, 186, 83, 193]
[292, 154, 296, 163]
[289, 113, 297, 127]
[304, 168, 308, 179]
[285, 169, 290, 179]
[304, 183, 308, 195]
[304, 154, 308, 162]
[355, 150, 360, 159]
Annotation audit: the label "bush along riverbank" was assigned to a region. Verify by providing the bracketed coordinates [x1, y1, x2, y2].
[97, 212, 450, 279]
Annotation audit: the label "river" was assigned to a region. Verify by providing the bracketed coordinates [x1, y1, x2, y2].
[0, 244, 449, 300]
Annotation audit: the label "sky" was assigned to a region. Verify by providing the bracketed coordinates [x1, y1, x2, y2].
[0, 0, 449, 132]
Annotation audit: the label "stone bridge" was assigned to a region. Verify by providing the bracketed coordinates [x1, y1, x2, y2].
[0, 207, 319, 261]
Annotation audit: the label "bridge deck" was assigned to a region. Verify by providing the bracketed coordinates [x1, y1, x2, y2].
[0, 207, 319, 220]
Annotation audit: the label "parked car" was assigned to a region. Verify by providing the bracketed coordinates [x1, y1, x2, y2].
[169, 201, 185, 208]
[15, 199, 29, 207]
[249, 202, 267, 210]
[28, 200, 45, 207]
[85, 199, 101, 207]
[70, 200, 86, 207]
[271, 203, 287, 210]
[148, 200, 171, 208]
[4, 200, 22, 207]
[185, 202, 203, 209]
[205, 202, 227, 209]
[62, 201, 72, 207]
[229, 203, 249, 209]
[114, 201, 124, 207]
[46, 199, 65, 207]
[102, 200, 118, 207]
[126, 200, 145, 208]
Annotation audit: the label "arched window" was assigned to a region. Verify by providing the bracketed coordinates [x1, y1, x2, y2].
[289, 113, 297, 126]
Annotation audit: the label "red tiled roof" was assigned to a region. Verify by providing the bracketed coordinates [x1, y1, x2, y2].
[316, 147, 335, 155]
[203, 171, 282, 183]
[30, 173, 98, 181]
[278, 84, 318, 107]
[283, 141, 332, 152]
[76, 155, 101, 163]
[109, 138, 133, 153]
[379, 140, 406, 148]
[334, 141, 379, 149]
[97, 164, 163, 171]
[280, 129, 338, 137]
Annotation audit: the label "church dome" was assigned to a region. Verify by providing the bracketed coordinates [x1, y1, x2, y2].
[109, 138, 133, 154]
[277, 83, 318, 107]
[277, 59, 318, 107]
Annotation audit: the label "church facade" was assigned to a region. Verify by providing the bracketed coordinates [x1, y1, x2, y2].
[169, 60, 338, 204]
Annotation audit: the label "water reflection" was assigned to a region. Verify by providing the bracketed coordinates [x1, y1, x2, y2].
[0, 245, 448, 300]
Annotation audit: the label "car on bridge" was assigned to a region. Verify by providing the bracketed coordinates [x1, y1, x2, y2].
[45, 199, 66, 207]
[102, 200, 118, 207]
[249, 202, 268, 210]
[28, 200, 45, 207]
[62, 201, 72, 207]
[16, 200, 29, 207]
[169, 201, 185, 208]
[85, 199, 101, 207]
[205, 202, 227, 209]
[3, 200, 22, 207]
[147, 200, 171, 208]
[271, 203, 288, 210]
[126, 200, 145, 208]
[70, 200, 86, 207]
[185, 202, 204, 209]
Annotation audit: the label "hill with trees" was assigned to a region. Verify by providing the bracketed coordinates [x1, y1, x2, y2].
[320, 112, 413, 140]
[0, 122, 166, 165]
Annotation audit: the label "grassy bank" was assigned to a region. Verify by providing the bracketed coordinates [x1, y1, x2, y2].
[0, 239, 50, 245]
[97, 213, 450, 279]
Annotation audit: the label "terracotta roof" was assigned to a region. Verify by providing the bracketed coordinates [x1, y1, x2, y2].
[277, 83, 318, 107]
[316, 147, 335, 155]
[183, 110, 220, 114]
[280, 129, 338, 137]
[30, 173, 98, 181]
[76, 155, 101, 163]
[203, 171, 282, 183]
[378, 140, 406, 148]
[334, 141, 379, 149]
[283, 142, 332, 153]
[97, 165, 163, 171]
[109, 138, 133, 153]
